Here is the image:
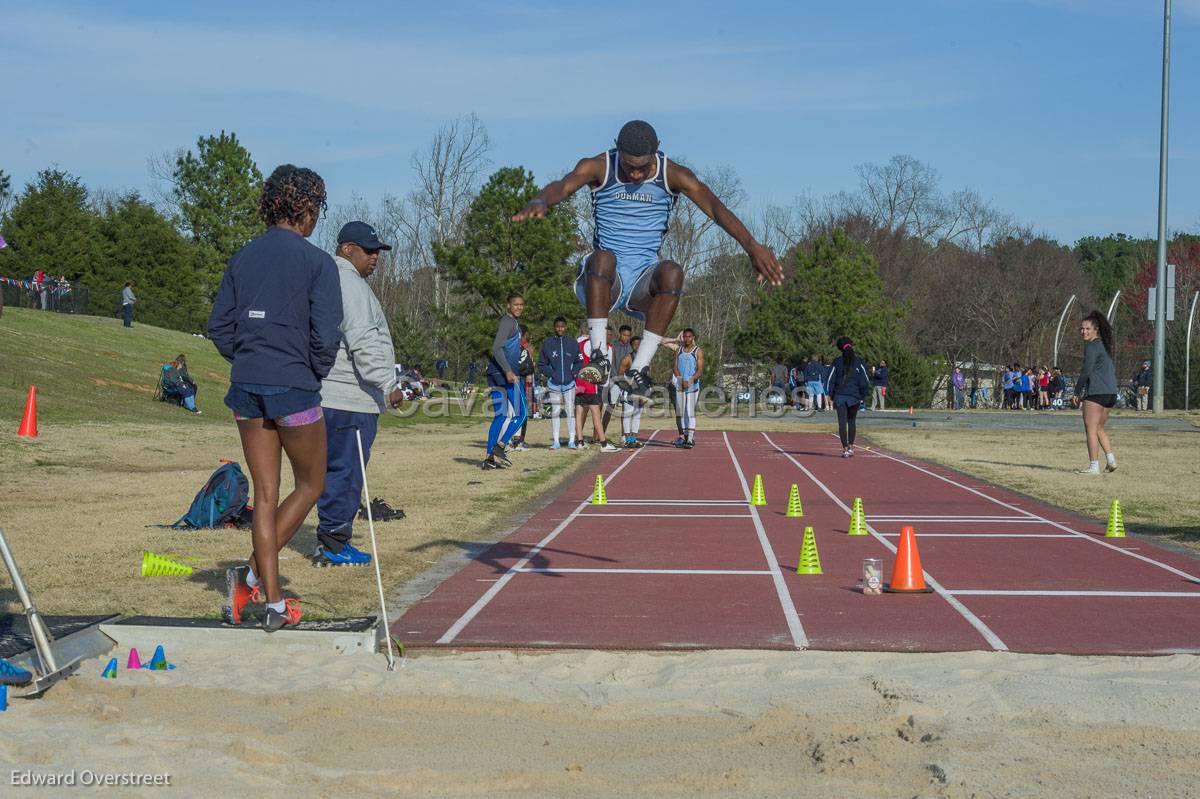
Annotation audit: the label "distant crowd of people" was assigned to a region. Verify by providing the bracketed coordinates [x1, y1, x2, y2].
[772, 356, 890, 412]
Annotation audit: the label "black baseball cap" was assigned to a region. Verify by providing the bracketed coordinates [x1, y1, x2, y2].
[337, 221, 391, 251]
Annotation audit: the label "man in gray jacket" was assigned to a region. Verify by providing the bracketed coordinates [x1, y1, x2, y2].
[313, 222, 404, 567]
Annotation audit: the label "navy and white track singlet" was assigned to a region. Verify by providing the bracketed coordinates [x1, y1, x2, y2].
[591, 149, 677, 261]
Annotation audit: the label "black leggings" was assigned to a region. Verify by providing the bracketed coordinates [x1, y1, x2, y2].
[836, 401, 859, 448]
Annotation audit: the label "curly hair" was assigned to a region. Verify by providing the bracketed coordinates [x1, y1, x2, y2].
[259, 164, 327, 227]
[1082, 310, 1114, 356]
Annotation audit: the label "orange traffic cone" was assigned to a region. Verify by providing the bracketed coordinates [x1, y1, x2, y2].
[884, 525, 933, 593]
[17, 386, 38, 438]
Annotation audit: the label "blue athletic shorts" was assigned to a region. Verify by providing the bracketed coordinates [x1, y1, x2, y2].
[224, 382, 322, 423]
[575, 251, 658, 321]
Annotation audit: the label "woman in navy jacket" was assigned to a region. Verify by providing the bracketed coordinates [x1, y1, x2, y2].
[824, 336, 872, 458]
[208, 165, 343, 633]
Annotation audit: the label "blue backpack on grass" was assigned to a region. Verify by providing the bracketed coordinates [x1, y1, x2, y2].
[172, 461, 252, 529]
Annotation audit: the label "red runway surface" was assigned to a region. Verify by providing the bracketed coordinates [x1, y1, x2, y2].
[393, 431, 1200, 655]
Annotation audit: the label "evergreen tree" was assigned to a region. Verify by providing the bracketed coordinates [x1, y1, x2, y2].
[172, 131, 264, 298]
[734, 230, 938, 405]
[1, 169, 106, 285]
[433, 167, 579, 354]
[96, 193, 207, 332]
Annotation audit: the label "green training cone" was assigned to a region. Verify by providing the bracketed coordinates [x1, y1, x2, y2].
[141, 550, 193, 577]
[751, 474, 767, 506]
[796, 526, 823, 575]
[1105, 499, 1126, 538]
[786, 484, 804, 518]
[848, 497, 868, 536]
[591, 475, 608, 505]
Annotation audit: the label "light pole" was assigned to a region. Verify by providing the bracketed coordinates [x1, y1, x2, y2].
[1053, 294, 1077, 368]
[1105, 290, 1122, 322]
[1187, 290, 1199, 411]
[1152, 0, 1171, 413]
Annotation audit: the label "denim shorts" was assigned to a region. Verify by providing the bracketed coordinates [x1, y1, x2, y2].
[224, 382, 323, 427]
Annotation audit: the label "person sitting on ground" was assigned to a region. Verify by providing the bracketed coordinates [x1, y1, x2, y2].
[162, 354, 200, 414]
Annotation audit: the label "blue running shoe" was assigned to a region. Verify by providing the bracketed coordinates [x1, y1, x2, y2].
[550, 441, 561, 450]
[0, 657, 33, 686]
[312, 544, 371, 567]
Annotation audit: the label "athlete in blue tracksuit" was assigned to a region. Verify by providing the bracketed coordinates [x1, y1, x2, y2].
[483, 293, 529, 469]
[511, 120, 784, 402]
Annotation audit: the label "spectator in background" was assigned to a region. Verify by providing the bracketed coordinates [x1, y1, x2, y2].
[772, 360, 788, 390]
[435, 357, 449, 380]
[574, 327, 609, 449]
[1002, 365, 1016, 410]
[1134, 361, 1152, 411]
[951, 367, 965, 410]
[1037, 367, 1051, 410]
[804, 354, 824, 412]
[121, 282, 136, 327]
[1050, 367, 1066, 408]
[871, 359, 889, 410]
[162, 354, 200, 414]
[539, 316, 583, 449]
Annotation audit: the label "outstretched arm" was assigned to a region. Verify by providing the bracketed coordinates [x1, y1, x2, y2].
[667, 161, 784, 286]
[512, 155, 607, 221]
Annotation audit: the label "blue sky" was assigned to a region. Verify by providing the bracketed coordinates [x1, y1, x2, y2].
[1, 0, 1197, 244]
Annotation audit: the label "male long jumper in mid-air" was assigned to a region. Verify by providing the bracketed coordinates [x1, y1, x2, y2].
[511, 120, 784, 397]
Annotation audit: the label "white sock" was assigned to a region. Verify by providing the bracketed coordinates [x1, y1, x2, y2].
[587, 319, 607, 353]
[267, 600, 285, 613]
[1105, 452, 1116, 465]
[246, 566, 259, 588]
[632, 331, 663, 371]
[1089, 460, 1100, 471]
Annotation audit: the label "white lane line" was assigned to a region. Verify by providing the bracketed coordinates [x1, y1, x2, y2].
[856, 444, 1200, 584]
[761, 432, 1008, 652]
[579, 513, 753, 518]
[723, 432, 808, 649]
[877, 533, 1079, 538]
[604, 499, 747, 505]
[516, 568, 773, 575]
[436, 430, 658, 644]
[868, 516, 1038, 522]
[948, 590, 1200, 598]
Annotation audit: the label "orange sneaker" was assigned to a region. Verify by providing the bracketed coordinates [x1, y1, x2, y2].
[262, 598, 302, 633]
[222, 565, 262, 626]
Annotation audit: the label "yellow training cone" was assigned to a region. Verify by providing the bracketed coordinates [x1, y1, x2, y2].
[591, 475, 608, 505]
[786, 484, 804, 518]
[848, 497, 868, 536]
[751, 474, 767, 506]
[796, 526, 823, 575]
[141, 550, 193, 577]
[1105, 499, 1126, 538]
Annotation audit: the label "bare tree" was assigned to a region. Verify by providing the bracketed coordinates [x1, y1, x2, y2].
[384, 114, 491, 313]
[661, 161, 745, 272]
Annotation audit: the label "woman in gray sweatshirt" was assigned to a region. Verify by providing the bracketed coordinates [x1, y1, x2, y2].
[1071, 310, 1118, 475]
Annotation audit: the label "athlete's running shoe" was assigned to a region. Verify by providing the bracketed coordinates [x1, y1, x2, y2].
[1072, 466, 1101, 476]
[312, 545, 371, 567]
[482, 456, 503, 469]
[0, 657, 33, 686]
[1105, 461, 1117, 473]
[511, 441, 530, 452]
[683, 438, 696, 449]
[577, 441, 590, 450]
[616, 366, 653, 400]
[600, 440, 619, 453]
[491, 444, 513, 467]
[550, 441, 561, 450]
[262, 598, 302, 633]
[841, 449, 852, 459]
[673, 436, 686, 448]
[578, 348, 610, 384]
[223, 564, 262, 626]
[567, 441, 578, 449]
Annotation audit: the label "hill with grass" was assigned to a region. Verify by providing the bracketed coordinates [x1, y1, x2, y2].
[0, 307, 232, 427]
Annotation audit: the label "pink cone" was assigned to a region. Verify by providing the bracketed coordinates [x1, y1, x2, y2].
[127, 648, 142, 670]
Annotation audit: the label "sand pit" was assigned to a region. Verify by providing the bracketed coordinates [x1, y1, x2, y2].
[2, 645, 1198, 797]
